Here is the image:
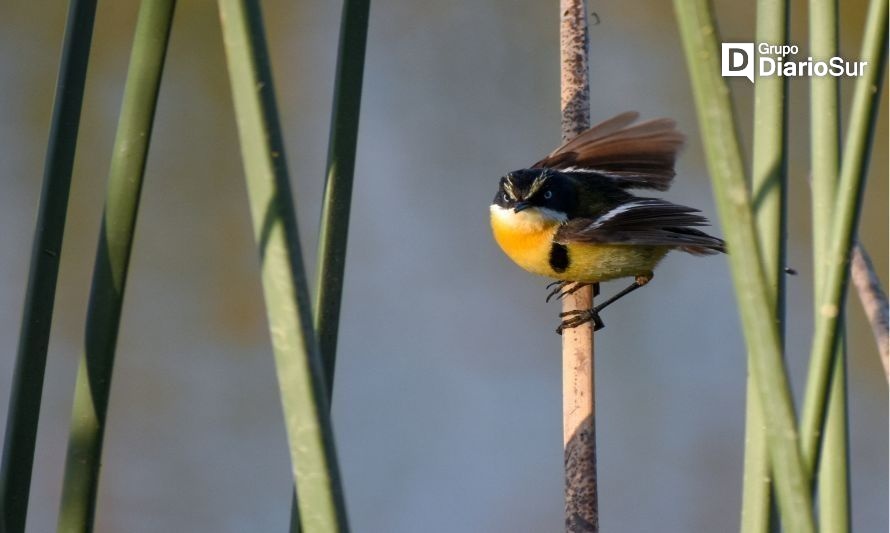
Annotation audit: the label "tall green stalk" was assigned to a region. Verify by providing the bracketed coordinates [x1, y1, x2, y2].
[741, 1, 788, 531]
[809, 0, 841, 258]
[315, 0, 371, 392]
[672, 1, 814, 531]
[0, 2, 97, 532]
[818, 344, 850, 530]
[807, 0, 849, 529]
[801, 0, 887, 489]
[56, 2, 176, 532]
[287, 2, 371, 530]
[217, 1, 349, 531]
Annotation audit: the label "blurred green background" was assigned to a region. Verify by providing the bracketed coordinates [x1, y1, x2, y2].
[0, 1, 886, 531]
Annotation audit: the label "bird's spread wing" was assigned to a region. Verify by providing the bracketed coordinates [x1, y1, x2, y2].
[554, 198, 725, 254]
[532, 111, 684, 191]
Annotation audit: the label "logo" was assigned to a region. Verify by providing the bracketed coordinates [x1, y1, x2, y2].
[722, 43, 755, 82]
[721, 42, 868, 83]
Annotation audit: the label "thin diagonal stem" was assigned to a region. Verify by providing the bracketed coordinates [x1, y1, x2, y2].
[290, 0, 371, 533]
[289, 1, 370, 529]
[0, 2, 97, 532]
[672, 1, 814, 530]
[851, 243, 889, 378]
[801, 0, 887, 485]
[314, 0, 371, 392]
[57, 2, 176, 532]
[217, 1, 349, 531]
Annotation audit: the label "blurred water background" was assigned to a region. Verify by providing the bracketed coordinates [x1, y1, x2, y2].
[1, 1, 886, 531]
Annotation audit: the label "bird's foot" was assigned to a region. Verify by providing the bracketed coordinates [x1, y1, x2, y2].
[545, 281, 572, 302]
[556, 308, 605, 334]
[545, 281, 596, 303]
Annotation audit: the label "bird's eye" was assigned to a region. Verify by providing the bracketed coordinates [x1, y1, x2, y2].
[543, 190, 553, 200]
[502, 192, 510, 202]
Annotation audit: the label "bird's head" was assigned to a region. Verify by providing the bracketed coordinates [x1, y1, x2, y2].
[491, 169, 574, 225]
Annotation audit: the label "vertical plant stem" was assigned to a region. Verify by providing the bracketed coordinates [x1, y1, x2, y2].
[287, 2, 371, 530]
[807, 0, 849, 528]
[801, 0, 887, 486]
[314, 0, 371, 395]
[818, 343, 850, 530]
[809, 0, 841, 265]
[742, 1, 788, 531]
[0, 2, 97, 532]
[56, 2, 176, 532]
[559, 0, 591, 144]
[672, 1, 814, 531]
[218, 1, 349, 531]
[559, 2, 596, 532]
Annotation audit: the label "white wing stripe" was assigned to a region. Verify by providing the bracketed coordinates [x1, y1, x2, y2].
[587, 201, 655, 230]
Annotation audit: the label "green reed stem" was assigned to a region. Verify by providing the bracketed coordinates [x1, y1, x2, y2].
[217, 1, 349, 531]
[56, 2, 175, 532]
[807, 0, 849, 529]
[0, 2, 97, 532]
[314, 0, 371, 393]
[672, 1, 814, 531]
[800, 0, 887, 492]
[287, 2, 371, 530]
[818, 338, 850, 531]
[809, 0, 841, 260]
[741, 1, 788, 531]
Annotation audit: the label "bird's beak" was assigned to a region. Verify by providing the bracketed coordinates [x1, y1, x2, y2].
[513, 201, 531, 213]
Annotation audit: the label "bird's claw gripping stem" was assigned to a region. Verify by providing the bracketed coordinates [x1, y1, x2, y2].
[556, 308, 605, 334]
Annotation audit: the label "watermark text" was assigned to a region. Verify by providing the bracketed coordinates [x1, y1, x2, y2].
[721, 42, 867, 83]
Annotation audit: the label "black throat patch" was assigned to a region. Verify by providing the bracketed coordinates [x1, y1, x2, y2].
[549, 242, 570, 273]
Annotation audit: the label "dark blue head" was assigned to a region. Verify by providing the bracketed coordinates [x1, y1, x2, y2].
[492, 168, 577, 217]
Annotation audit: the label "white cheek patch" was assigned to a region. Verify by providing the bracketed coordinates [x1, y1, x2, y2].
[490, 204, 567, 231]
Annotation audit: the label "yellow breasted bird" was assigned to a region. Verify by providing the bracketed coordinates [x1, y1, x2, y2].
[490, 112, 725, 333]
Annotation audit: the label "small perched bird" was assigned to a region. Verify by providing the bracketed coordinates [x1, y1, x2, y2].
[490, 112, 725, 333]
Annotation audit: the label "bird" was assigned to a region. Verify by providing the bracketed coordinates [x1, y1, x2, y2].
[489, 111, 725, 334]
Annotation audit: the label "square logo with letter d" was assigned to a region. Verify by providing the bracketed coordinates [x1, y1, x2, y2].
[721, 43, 754, 82]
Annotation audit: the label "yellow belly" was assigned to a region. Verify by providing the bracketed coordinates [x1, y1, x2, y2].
[490, 207, 668, 282]
[560, 242, 668, 282]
